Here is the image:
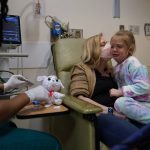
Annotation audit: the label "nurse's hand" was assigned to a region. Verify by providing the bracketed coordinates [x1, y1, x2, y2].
[25, 85, 49, 101]
[4, 74, 31, 92]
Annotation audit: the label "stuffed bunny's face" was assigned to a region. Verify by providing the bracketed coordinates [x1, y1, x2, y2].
[37, 75, 62, 92]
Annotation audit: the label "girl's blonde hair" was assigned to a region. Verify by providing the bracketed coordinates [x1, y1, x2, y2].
[81, 34, 102, 68]
[111, 30, 136, 56]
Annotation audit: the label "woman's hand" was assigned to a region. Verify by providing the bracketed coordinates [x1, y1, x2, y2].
[113, 110, 127, 120]
[96, 107, 127, 120]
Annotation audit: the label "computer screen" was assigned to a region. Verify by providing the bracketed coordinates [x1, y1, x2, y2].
[2, 15, 22, 45]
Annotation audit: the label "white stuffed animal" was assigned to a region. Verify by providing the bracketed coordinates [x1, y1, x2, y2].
[37, 75, 65, 107]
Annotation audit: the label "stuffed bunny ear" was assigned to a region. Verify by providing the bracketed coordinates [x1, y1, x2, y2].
[37, 76, 47, 81]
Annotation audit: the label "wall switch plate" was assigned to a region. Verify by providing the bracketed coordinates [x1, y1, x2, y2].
[129, 25, 140, 35]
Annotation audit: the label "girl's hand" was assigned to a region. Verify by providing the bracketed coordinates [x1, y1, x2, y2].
[110, 88, 123, 97]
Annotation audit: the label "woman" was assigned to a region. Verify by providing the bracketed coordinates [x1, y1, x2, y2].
[70, 33, 118, 109]
[69, 33, 143, 148]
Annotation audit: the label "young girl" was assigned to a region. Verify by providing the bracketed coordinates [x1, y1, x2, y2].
[110, 30, 150, 124]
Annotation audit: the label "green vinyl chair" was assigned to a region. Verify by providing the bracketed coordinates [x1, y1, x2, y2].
[49, 38, 103, 150]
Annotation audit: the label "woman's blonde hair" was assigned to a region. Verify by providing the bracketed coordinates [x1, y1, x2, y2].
[111, 30, 136, 56]
[81, 34, 102, 68]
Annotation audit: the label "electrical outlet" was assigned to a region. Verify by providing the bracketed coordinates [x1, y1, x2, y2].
[129, 25, 140, 35]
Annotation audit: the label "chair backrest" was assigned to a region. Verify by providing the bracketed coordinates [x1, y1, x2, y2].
[52, 38, 85, 95]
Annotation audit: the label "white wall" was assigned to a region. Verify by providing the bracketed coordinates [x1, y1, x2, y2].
[8, 0, 150, 66]
[7, 0, 150, 131]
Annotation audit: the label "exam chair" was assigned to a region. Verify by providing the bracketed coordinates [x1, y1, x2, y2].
[49, 39, 103, 150]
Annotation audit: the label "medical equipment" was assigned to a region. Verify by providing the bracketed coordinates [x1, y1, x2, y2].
[45, 15, 69, 38]
[2, 15, 22, 47]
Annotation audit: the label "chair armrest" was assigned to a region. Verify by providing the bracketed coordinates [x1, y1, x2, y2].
[63, 95, 102, 114]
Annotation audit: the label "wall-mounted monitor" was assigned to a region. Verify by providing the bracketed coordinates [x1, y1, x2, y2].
[2, 15, 22, 47]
